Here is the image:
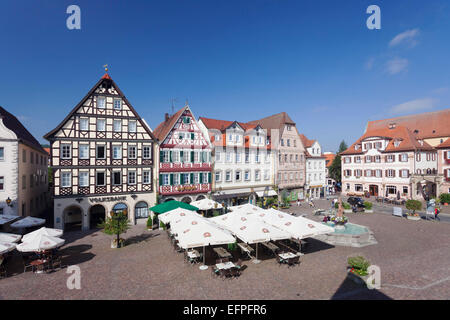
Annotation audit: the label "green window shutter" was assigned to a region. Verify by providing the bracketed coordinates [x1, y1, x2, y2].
[180, 174, 184, 184]
[169, 151, 173, 162]
[191, 151, 194, 162]
[199, 172, 203, 183]
[159, 174, 162, 186]
[160, 151, 163, 163]
[169, 174, 173, 186]
[208, 172, 212, 183]
[180, 150, 184, 162]
[190, 173, 194, 184]
[191, 133, 195, 140]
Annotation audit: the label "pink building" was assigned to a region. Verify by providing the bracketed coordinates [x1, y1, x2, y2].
[436, 138, 450, 195]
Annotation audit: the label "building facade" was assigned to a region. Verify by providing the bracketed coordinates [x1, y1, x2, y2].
[299, 134, 326, 199]
[341, 109, 450, 200]
[436, 138, 450, 195]
[198, 118, 276, 207]
[324, 152, 337, 195]
[0, 106, 49, 217]
[154, 105, 212, 203]
[44, 74, 157, 231]
[249, 112, 306, 202]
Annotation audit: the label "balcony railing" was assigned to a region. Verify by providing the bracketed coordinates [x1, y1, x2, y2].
[159, 183, 211, 195]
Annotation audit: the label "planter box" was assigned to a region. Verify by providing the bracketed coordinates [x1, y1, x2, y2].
[364, 209, 374, 213]
[407, 215, 421, 221]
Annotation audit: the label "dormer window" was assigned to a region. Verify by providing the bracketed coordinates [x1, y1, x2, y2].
[394, 140, 401, 147]
[389, 123, 396, 129]
[215, 134, 221, 141]
[354, 144, 360, 150]
[418, 140, 424, 146]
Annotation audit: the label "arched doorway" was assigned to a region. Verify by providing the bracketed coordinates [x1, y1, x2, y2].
[181, 197, 192, 204]
[164, 198, 176, 203]
[135, 201, 148, 220]
[196, 195, 206, 201]
[112, 203, 128, 216]
[89, 204, 106, 229]
[63, 205, 82, 231]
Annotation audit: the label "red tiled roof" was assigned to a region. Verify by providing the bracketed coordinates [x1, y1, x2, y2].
[153, 107, 186, 142]
[298, 133, 315, 148]
[324, 153, 336, 167]
[249, 112, 296, 136]
[436, 138, 450, 149]
[43, 147, 51, 156]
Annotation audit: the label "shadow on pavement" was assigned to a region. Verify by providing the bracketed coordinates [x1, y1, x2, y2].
[331, 276, 392, 300]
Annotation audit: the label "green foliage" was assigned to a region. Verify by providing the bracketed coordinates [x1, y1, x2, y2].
[265, 197, 275, 207]
[48, 167, 53, 185]
[364, 201, 373, 210]
[338, 140, 348, 153]
[160, 220, 166, 230]
[280, 190, 290, 208]
[406, 200, 422, 213]
[98, 214, 131, 237]
[439, 193, 450, 204]
[328, 140, 348, 184]
[146, 216, 153, 228]
[348, 256, 370, 276]
[335, 202, 351, 209]
[227, 242, 237, 251]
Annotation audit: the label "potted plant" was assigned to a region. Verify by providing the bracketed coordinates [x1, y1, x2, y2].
[364, 201, 373, 213]
[405, 200, 422, 221]
[159, 220, 167, 230]
[331, 215, 348, 226]
[347, 256, 370, 285]
[98, 211, 131, 249]
[439, 193, 450, 206]
[146, 216, 153, 230]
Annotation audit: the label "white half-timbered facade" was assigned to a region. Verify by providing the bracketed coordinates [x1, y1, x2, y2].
[44, 73, 157, 231]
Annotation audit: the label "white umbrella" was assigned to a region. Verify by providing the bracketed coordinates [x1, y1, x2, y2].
[158, 208, 203, 225]
[190, 199, 223, 211]
[228, 203, 265, 215]
[16, 234, 65, 252]
[10, 216, 45, 229]
[0, 232, 22, 243]
[22, 227, 63, 242]
[261, 208, 334, 239]
[0, 215, 20, 225]
[0, 242, 16, 255]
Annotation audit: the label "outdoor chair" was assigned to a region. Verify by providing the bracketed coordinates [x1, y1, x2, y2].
[287, 256, 300, 267]
[216, 259, 222, 264]
[235, 259, 243, 269]
[222, 257, 229, 263]
[22, 254, 36, 273]
[49, 254, 62, 271]
[230, 267, 240, 277]
[211, 266, 220, 278]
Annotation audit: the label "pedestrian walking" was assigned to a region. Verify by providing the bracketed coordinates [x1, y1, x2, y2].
[435, 206, 441, 221]
[297, 200, 301, 207]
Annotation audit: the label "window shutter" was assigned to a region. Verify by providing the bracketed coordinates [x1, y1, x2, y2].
[191, 151, 194, 162]
[349, 157, 352, 163]
[190, 173, 194, 184]
[191, 133, 195, 140]
[444, 151, 448, 160]
[169, 174, 173, 186]
[385, 170, 388, 177]
[169, 151, 173, 162]
[208, 172, 212, 183]
[180, 174, 184, 184]
[445, 169, 448, 178]
[199, 173, 203, 183]
[160, 151, 163, 163]
[407, 170, 410, 178]
[398, 154, 401, 161]
[393, 170, 396, 177]
[180, 150, 184, 163]
[159, 174, 162, 186]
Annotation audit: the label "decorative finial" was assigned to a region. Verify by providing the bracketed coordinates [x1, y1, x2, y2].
[185, 99, 189, 106]
[103, 64, 108, 72]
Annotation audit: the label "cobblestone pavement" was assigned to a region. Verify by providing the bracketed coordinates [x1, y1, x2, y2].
[1, 200, 450, 300]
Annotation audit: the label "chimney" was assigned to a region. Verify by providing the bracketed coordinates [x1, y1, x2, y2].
[165, 113, 169, 121]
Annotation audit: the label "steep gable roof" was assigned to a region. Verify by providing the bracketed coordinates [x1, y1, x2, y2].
[298, 133, 315, 148]
[249, 112, 296, 136]
[153, 107, 186, 142]
[43, 73, 156, 141]
[436, 138, 450, 149]
[0, 106, 46, 154]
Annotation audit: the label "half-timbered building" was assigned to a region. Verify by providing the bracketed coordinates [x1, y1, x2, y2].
[154, 105, 212, 203]
[44, 73, 157, 231]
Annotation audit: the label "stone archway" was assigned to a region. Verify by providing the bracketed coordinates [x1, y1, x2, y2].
[89, 204, 106, 229]
[195, 195, 206, 201]
[181, 196, 192, 204]
[135, 201, 149, 220]
[63, 205, 83, 231]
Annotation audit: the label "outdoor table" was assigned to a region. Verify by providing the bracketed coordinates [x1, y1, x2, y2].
[278, 252, 297, 260]
[262, 242, 279, 252]
[30, 259, 47, 274]
[237, 243, 254, 254]
[215, 262, 235, 270]
[213, 247, 232, 259]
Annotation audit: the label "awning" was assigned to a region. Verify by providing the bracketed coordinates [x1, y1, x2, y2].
[255, 190, 278, 197]
[10, 217, 45, 229]
[213, 192, 251, 201]
[0, 215, 20, 225]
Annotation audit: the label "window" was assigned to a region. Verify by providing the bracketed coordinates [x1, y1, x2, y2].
[225, 171, 232, 182]
[79, 144, 89, 159]
[113, 99, 122, 110]
[30, 152, 34, 164]
[22, 150, 26, 162]
[79, 172, 89, 187]
[182, 173, 190, 184]
[386, 185, 397, 195]
[344, 157, 351, 164]
[193, 173, 200, 184]
[143, 171, 151, 184]
[281, 139, 284, 146]
[245, 170, 250, 181]
[61, 144, 71, 159]
[96, 145, 106, 159]
[255, 152, 260, 163]
[112, 171, 121, 185]
[97, 97, 106, 109]
[235, 152, 241, 163]
[113, 120, 122, 132]
[402, 186, 408, 195]
[128, 146, 137, 159]
[416, 153, 421, 162]
[375, 155, 381, 163]
[162, 150, 170, 163]
[226, 152, 232, 163]
[386, 169, 395, 178]
[80, 118, 89, 131]
[355, 184, 363, 192]
[96, 172, 105, 186]
[287, 139, 290, 147]
[245, 151, 250, 163]
[264, 170, 270, 180]
[183, 117, 191, 124]
[97, 119, 106, 131]
[386, 155, 395, 163]
[61, 172, 71, 188]
[161, 174, 170, 186]
[0, 176, 4, 190]
[215, 171, 221, 182]
[128, 121, 137, 133]
[173, 174, 180, 185]
[375, 170, 382, 178]
[0, 147, 4, 161]
[183, 151, 190, 163]
[255, 170, 260, 181]
[194, 151, 200, 163]
[401, 153, 408, 162]
[235, 170, 241, 181]
[128, 171, 136, 185]
[215, 151, 221, 162]
[112, 146, 122, 159]
[143, 146, 151, 159]
[365, 156, 372, 163]
[400, 169, 409, 178]
[22, 175, 26, 189]
[355, 170, 362, 177]
[355, 156, 361, 163]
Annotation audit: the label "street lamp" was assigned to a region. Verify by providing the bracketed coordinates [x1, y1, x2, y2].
[6, 197, 13, 207]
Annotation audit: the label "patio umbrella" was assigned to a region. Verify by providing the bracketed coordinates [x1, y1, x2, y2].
[260, 209, 334, 239]
[16, 234, 65, 252]
[0, 232, 22, 243]
[10, 217, 45, 229]
[22, 227, 63, 242]
[228, 203, 265, 214]
[149, 201, 199, 214]
[158, 208, 203, 225]
[190, 199, 223, 211]
[0, 215, 20, 225]
[0, 241, 17, 255]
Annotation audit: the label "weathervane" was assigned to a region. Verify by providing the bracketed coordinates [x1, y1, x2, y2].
[103, 64, 108, 72]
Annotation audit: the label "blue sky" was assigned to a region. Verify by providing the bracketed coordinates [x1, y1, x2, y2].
[0, 0, 449, 152]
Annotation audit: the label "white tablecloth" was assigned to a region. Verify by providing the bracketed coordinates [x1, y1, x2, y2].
[215, 262, 235, 270]
[279, 252, 297, 260]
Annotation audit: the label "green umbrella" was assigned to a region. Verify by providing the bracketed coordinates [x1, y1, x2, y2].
[149, 200, 199, 214]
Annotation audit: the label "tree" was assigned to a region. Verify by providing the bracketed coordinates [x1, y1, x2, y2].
[329, 140, 348, 184]
[98, 211, 131, 248]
